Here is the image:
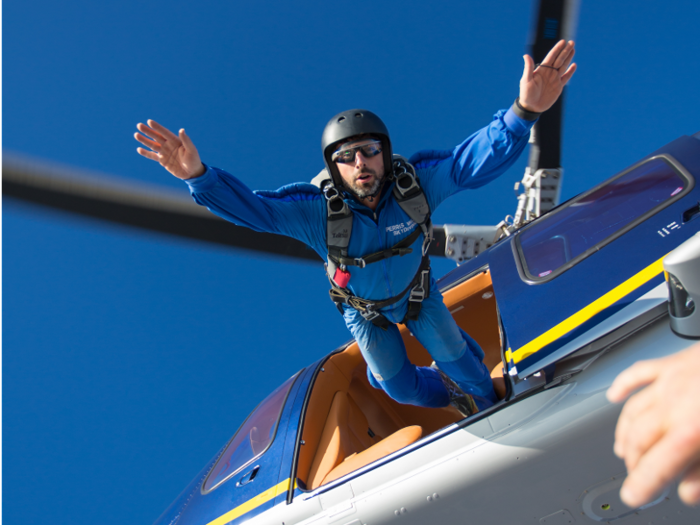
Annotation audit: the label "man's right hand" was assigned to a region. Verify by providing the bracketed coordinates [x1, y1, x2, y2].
[135, 120, 206, 180]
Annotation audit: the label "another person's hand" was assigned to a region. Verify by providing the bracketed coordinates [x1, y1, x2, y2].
[519, 39, 576, 113]
[607, 343, 700, 507]
[135, 120, 206, 180]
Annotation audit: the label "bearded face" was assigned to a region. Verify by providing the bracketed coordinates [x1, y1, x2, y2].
[334, 138, 386, 201]
[342, 166, 385, 198]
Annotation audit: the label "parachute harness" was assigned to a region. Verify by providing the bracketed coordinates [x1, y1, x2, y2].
[324, 156, 433, 329]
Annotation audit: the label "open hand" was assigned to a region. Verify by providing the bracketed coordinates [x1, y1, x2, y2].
[607, 343, 700, 508]
[519, 39, 577, 113]
[135, 120, 205, 180]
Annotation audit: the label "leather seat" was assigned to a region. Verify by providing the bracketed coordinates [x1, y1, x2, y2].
[307, 390, 422, 489]
[323, 424, 422, 486]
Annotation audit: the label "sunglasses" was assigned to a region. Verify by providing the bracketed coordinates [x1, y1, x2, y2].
[332, 139, 383, 164]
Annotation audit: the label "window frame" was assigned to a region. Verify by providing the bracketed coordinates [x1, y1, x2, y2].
[201, 371, 301, 494]
[513, 154, 695, 284]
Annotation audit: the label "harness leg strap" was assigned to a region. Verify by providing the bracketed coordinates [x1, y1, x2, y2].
[403, 267, 431, 323]
[361, 308, 392, 330]
[404, 300, 422, 322]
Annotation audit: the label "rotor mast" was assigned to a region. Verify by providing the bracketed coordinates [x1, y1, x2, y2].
[506, 0, 579, 232]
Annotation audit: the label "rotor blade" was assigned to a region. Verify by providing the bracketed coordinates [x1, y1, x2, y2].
[526, 0, 579, 213]
[427, 225, 503, 264]
[3, 154, 321, 262]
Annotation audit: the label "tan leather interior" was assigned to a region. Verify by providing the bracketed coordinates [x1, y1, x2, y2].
[490, 362, 507, 400]
[441, 271, 502, 373]
[298, 269, 504, 489]
[306, 390, 423, 489]
[322, 425, 422, 486]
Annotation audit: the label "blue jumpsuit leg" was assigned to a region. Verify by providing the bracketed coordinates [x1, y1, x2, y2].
[343, 308, 449, 408]
[405, 279, 497, 410]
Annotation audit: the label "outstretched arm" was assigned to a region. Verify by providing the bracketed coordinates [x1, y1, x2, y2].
[607, 343, 700, 507]
[135, 119, 326, 251]
[135, 120, 206, 180]
[414, 40, 577, 207]
[519, 39, 577, 113]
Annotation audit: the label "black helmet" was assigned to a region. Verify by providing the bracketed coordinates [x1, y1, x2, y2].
[321, 109, 393, 188]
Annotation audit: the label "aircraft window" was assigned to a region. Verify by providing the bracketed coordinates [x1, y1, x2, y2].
[202, 372, 299, 493]
[516, 156, 692, 282]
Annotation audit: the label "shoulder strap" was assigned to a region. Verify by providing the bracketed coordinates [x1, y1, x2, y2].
[324, 156, 433, 277]
[322, 183, 353, 281]
[392, 155, 433, 255]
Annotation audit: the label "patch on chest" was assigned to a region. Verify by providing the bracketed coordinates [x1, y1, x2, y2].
[386, 220, 417, 236]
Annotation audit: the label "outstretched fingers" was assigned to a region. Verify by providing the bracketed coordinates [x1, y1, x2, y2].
[538, 40, 573, 69]
[679, 461, 700, 505]
[136, 121, 163, 139]
[134, 120, 185, 161]
[539, 39, 567, 68]
[620, 425, 700, 508]
[607, 359, 660, 404]
[133, 119, 204, 180]
[555, 42, 576, 85]
[136, 146, 160, 161]
[147, 119, 180, 142]
[557, 43, 576, 70]
[522, 54, 535, 84]
[560, 62, 577, 85]
[134, 130, 161, 151]
[179, 128, 196, 150]
[553, 41, 575, 69]
[618, 399, 665, 470]
[613, 386, 657, 461]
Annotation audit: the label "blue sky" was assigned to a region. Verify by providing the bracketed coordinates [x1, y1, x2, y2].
[4, 1, 700, 524]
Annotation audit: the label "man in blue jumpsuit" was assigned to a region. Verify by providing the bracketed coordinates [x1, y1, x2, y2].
[135, 40, 576, 415]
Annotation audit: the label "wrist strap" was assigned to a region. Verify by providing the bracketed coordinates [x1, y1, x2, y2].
[512, 97, 541, 121]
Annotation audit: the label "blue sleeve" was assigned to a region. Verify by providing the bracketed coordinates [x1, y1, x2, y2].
[409, 107, 535, 211]
[184, 166, 327, 253]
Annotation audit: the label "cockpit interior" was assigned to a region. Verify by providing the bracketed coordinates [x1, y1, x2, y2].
[296, 269, 506, 490]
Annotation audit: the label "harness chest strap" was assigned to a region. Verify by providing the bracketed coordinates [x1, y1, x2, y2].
[328, 256, 431, 329]
[329, 227, 422, 269]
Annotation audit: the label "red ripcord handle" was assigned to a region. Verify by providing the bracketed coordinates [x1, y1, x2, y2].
[334, 267, 351, 288]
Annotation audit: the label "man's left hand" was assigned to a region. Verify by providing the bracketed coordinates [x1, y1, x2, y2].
[519, 39, 577, 113]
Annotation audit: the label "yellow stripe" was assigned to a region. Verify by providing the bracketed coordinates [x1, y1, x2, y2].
[506, 256, 666, 365]
[206, 478, 292, 525]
